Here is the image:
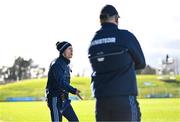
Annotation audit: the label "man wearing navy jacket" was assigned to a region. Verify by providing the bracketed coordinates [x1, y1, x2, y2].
[46, 41, 82, 122]
[88, 5, 146, 121]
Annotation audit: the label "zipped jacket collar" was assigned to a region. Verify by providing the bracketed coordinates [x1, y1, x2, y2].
[59, 55, 70, 65]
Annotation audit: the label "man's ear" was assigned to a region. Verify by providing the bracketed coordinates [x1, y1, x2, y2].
[115, 17, 119, 24]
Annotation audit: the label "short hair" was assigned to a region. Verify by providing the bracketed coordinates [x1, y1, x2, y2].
[99, 5, 119, 23]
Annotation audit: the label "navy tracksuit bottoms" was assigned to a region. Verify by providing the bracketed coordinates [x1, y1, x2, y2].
[47, 95, 78, 122]
[95, 96, 141, 122]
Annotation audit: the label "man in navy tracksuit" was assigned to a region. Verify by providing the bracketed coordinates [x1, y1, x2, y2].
[88, 5, 146, 121]
[46, 41, 82, 122]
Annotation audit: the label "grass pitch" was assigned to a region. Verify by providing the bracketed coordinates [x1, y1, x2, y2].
[0, 98, 180, 122]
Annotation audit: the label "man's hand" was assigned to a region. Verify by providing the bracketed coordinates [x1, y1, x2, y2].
[76, 89, 83, 100]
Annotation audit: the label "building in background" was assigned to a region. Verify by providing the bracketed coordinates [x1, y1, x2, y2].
[156, 54, 177, 81]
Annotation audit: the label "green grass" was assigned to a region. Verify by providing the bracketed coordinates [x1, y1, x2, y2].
[0, 78, 47, 101]
[0, 75, 180, 101]
[137, 75, 180, 98]
[0, 75, 179, 121]
[0, 99, 180, 122]
[140, 98, 180, 122]
[0, 77, 93, 101]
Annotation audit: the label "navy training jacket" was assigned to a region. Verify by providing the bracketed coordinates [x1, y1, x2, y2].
[46, 56, 76, 97]
[88, 23, 146, 97]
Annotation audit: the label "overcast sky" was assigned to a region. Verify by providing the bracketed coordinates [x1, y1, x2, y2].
[0, 0, 180, 75]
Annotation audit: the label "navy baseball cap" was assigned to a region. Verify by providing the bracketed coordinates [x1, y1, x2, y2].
[100, 5, 119, 19]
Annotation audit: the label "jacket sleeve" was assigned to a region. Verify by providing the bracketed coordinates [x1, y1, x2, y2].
[127, 32, 146, 70]
[52, 63, 77, 94]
